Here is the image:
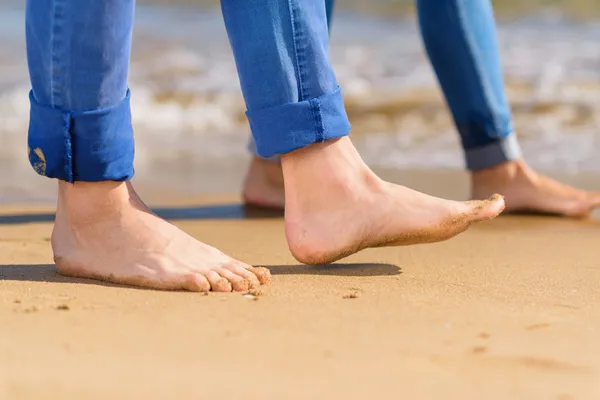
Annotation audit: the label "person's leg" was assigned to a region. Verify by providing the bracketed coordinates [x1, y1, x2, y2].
[222, 0, 504, 265]
[26, 0, 270, 291]
[417, 0, 600, 217]
[242, 0, 336, 209]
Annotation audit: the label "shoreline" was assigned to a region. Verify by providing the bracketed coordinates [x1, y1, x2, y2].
[3, 163, 600, 207]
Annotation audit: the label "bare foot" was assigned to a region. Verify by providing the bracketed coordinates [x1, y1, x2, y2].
[281, 137, 505, 265]
[51, 181, 271, 292]
[471, 160, 600, 218]
[242, 157, 285, 209]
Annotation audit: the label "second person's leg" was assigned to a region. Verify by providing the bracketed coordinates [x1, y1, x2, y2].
[418, 0, 600, 217]
[222, 0, 504, 265]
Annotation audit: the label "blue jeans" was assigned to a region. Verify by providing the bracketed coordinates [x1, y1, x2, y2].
[26, 0, 350, 182]
[249, 0, 521, 171]
[26, 0, 136, 182]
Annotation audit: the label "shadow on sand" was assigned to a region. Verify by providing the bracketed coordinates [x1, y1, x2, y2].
[0, 202, 401, 288]
[0, 263, 401, 288]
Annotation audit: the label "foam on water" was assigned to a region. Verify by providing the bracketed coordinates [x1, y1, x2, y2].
[2, 3, 600, 175]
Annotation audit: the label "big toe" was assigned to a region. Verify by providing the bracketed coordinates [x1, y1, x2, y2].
[555, 191, 600, 218]
[466, 194, 506, 222]
[563, 192, 600, 218]
[248, 266, 272, 285]
[586, 192, 600, 209]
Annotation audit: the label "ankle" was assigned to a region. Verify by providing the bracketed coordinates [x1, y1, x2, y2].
[57, 180, 132, 222]
[471, 160, 525, 187]
[282, 138, 374, 184]
[282, 137, 357, 166]
[281, 139, 385, 215]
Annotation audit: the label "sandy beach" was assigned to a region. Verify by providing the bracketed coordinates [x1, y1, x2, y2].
[2, 1, 600, 398]
[1, 170, 599, 399]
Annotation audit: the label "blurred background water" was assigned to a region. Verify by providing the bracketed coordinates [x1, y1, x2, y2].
[2, 0, 600, 203]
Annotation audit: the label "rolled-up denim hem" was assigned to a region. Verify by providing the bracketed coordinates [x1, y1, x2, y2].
[247, 86, 351, 158]
[464, 132, 522, 171]
[28, 90, 135, 182]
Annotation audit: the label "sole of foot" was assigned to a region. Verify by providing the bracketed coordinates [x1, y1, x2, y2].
[280, 137, 505, 265]
[51, 181, 271, 292]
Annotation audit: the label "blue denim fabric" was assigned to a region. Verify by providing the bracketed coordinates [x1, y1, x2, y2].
[26, 0, 136, 182]
[417, 0, 521, 170]
[246, 0, 335, 160]
[26, 0, 350, 181]
[249, 0, 521, 170]
[222, 0, 350, 158]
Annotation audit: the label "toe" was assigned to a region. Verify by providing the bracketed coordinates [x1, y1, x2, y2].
[587, 192, 600, 209]
[184, 273, 211, 292]
[247, 266, 272, 285]
[216, 268, 250, 292]
[468, 194, 505, 221]
[205, 270, 233, 292]
[223, 263, 261, 288]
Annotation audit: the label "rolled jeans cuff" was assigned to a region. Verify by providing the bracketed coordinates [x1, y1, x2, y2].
[247, 86, 351, 158]
[464, 132, 522, 171]
[28, 90, 135, 182]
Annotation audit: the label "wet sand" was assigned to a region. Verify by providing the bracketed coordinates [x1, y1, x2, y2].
[1, 170, 600, 399]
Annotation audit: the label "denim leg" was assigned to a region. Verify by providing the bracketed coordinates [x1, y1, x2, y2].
[225, 0, 349, 158]
[26, 0, 135, 182]
[417, 0, 521, 171]
[246, 0, 336, 161]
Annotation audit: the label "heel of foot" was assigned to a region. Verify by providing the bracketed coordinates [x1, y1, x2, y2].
[53, 255, 87, 278]
[289, 240, 357, 265]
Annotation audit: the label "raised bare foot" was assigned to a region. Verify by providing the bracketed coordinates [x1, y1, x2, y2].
[242, 156, 285, 209]
[471, 160, 600, 218]
[51, 181, 271, 292]
[282, 137, 505, 265]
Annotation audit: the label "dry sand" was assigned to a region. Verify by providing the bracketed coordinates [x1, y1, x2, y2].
[1, 175, 600, 399]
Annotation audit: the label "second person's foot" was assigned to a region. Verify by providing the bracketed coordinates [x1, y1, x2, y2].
[471, 160, 600, 218]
